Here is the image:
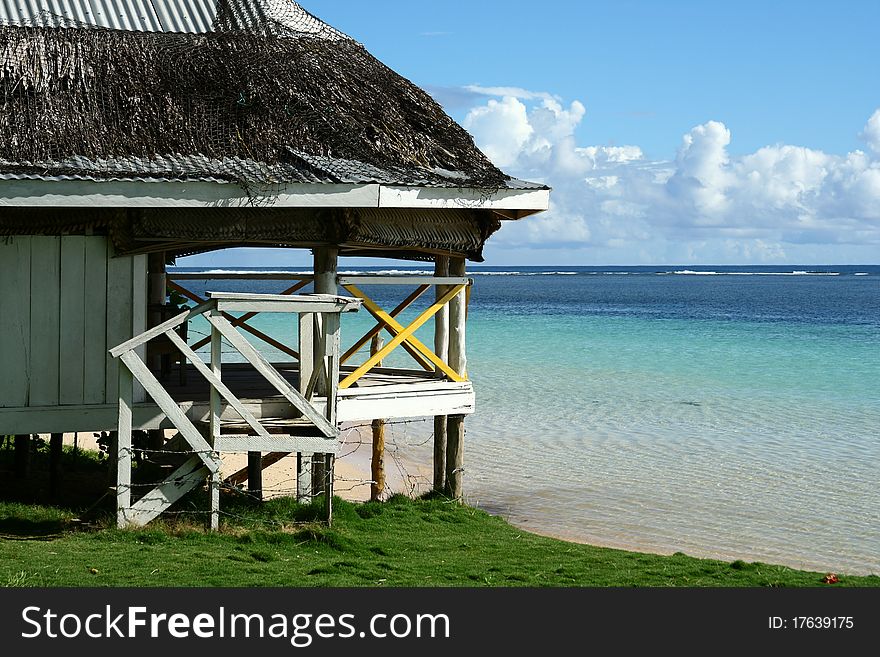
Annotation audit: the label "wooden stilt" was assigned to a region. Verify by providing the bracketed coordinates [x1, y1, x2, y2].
[433, 416, 447, 492]
[324, 454, 334, 523]
[49, 433, 63, 500]
[311, 246, 337, 499]
[297, 453, 312, 503]
[117, 365, 133, 528]
[433, 256, 450, 492]
[370, 334, 386, 501]
[248, 452, 263, 500]
[297, 311, 314, 502]
[445, 415, 465, 501]
[445, 257, 467, 501]
[209, 317, 222, 530]
[13, 434, 30, 479]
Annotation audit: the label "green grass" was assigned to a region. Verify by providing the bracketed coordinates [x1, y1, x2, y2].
[1, 494, 878, 588]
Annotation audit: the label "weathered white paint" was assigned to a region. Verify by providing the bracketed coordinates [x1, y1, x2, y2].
[214, 436, 339, 453]
[29, 236, 61, 407]
[337, 276, 470, 287]
[0, 180, 381, 208]
[116, 363, 133, 528]
[0, 236, 31, 408]
[60, 236, 86, 404]
[378, 185, 550, 212]
[83, 237, 109, 404]
[0, 180, 550, 213]
[124, 456, 213, 527]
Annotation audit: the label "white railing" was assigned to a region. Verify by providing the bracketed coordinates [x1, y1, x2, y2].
[109, 292, 361, 529]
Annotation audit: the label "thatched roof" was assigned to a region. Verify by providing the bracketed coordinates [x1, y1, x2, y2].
[0, 0, 524, 194]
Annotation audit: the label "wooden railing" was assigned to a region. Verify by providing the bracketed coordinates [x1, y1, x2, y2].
[168, 274, 314, 360]
[109, 292, 360, 529]
[337, 276, 472, 389]
[166, 272, 472, 391]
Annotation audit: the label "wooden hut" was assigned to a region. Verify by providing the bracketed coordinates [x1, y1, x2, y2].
[0, 0, 549, 526]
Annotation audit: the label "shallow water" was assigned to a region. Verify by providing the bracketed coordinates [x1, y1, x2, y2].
[173, 265, 880, 574]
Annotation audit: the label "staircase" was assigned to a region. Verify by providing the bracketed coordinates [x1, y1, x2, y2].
[109, 292, 361, 529]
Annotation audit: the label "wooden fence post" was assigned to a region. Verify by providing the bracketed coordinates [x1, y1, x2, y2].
[370, 334, 386, 501]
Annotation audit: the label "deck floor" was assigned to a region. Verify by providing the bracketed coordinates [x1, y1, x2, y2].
[162, 362, 438, 404]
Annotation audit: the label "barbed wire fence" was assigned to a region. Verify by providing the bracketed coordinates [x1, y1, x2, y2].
[108, 418, 440, 529]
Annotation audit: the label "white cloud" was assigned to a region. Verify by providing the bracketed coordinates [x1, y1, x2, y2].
[463, 85, 559, 102]
[462, 97, 533, 168]
[860, 109, 880, 155]
[462, 90, 880, 263]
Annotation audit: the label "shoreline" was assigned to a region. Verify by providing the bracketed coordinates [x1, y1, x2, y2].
[48, 433, 877, 577]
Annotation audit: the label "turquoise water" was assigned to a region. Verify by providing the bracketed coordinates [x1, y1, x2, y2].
[175, 266, 879, 574]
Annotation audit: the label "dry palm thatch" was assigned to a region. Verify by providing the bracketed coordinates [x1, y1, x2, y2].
[0, 4, 508, 193]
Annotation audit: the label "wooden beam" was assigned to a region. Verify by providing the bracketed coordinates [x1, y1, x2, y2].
[109, 299, 214, 358]
[170, 274, 313, 281]
[125, 456, 211, 527]
[337, 276, 470, 286]
[214, 436, 338, 453]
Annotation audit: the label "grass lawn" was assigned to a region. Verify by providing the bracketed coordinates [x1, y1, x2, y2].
[2, 493, 878, 588]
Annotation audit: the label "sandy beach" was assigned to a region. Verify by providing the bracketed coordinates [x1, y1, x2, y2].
[56, 426, 432, 504]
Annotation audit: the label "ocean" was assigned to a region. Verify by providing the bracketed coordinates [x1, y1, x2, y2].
[171, 264, 880, 575]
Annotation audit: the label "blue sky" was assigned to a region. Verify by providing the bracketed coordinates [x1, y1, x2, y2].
[184, 0, 880, 267]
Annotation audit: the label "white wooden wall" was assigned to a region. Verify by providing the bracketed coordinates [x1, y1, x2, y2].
[0, 235, 147, 414]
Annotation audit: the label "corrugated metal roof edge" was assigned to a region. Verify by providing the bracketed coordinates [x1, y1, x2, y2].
[0, 171, 550, 191]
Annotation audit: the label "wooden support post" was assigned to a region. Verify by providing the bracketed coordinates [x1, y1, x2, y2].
[297, 312, 314, 502]
[370, 334, 386, 502]
[446, 415, 465, 501]
[445, 257, 467, 501]
[148, 252, 166, 451]
[311, 247, 337, 499]
[248, 452, 263, 501]
[209, 321, 222, 530]
[13, 434, 30, 479]
[49, 433, 63, 500]
[117, 364, 133, 528]
[433, 256, 449, 492]
[324, 454, 334, 524]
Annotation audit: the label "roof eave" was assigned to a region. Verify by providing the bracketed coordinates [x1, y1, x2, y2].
[0, 179, 551, 213]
